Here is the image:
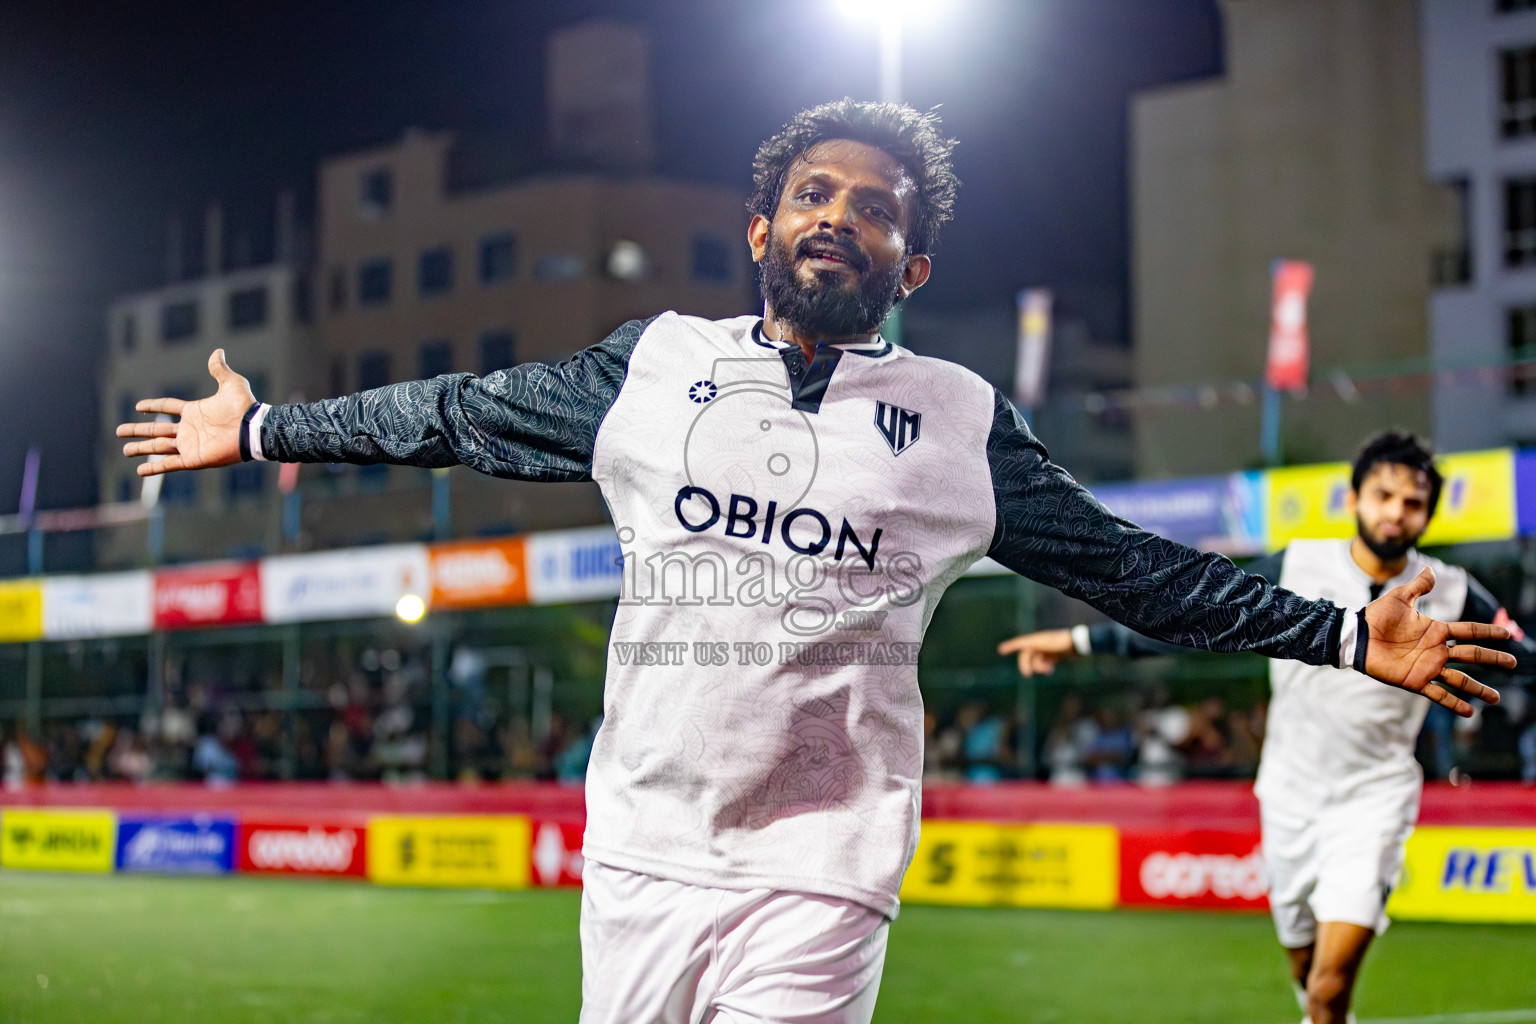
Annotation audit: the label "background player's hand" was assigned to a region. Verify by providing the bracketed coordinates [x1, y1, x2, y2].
[997, 629, 1076, 676]
[117, 349, 254, 476]
[1361, 567, 1513, 717]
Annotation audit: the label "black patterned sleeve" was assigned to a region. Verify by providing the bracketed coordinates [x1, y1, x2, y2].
[984, 391, 1342, 666]
[260, 317, 653, 482]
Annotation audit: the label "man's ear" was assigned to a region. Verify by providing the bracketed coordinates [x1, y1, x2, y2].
[898, 253, 932, 299]
[1345, 488, 1359, 519]
[748, 214, 770, 263]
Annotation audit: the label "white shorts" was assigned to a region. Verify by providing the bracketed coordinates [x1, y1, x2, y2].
[578, 860, 890, 1024]
[1261, 800, 1414, 948]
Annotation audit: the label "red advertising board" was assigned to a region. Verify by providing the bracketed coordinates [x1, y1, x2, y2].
[1120, 829, 1267, 910]
[237, 820, 367, 878]
[1265, 260, 1313, 392]
[154, 562, 262, 629]
[528, 820, 584, 888]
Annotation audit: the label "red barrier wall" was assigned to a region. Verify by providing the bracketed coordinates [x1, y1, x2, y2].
[4, 780, 1533, 827]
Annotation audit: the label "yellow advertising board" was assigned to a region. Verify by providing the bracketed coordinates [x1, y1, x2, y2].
[0, 579, 43, 643]
[900, 821, 1118, 909]
[1420, 449, 1515, 547]
[0, 808, 116, 872]
[1266, 462, 1352, 550]
[1387, 826, 1536, 924]
[367, 815, 531, 889]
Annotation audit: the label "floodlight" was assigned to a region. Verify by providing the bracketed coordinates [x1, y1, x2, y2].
[395, 594, 426, 623]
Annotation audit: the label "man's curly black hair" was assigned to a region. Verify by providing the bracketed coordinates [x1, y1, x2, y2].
[748, 99, 960, 256]
[1351, 429, 1444, 515]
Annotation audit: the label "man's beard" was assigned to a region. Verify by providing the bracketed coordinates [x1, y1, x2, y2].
[1357, 516, 1420, 562]
[759, 227, 906, 339]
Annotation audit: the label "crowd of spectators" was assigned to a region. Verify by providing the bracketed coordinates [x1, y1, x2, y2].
[1, 645, 600, 788]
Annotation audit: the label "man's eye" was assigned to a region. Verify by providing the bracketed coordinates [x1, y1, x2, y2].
[867, 207, 892, 222]
[799, 190, 826, 203]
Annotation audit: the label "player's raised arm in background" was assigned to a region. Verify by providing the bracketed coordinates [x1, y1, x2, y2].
[982, 393, 1513, 716]
[119, 318, 653, 482]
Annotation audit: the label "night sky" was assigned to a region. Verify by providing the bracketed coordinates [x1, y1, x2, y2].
[0, 0, 1221, 517]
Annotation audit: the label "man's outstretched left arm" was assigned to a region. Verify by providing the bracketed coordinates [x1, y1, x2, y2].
[982, 391, 1512, 715]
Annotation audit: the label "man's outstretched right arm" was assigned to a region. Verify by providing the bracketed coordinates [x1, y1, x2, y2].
[121, 317, 653, 482]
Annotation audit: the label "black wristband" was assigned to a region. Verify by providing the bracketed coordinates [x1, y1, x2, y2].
[238, 402, 259, 463]
[1352, 608, 1370, 674]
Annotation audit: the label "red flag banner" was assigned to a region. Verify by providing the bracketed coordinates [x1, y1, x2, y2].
[1266, 260, 1313, 391]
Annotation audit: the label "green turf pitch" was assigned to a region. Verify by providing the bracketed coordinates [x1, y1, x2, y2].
[2, 873, 1534, 1024]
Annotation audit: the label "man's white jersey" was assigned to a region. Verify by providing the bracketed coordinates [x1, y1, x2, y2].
[259, 311, 1352, 916]
[1254, 539, 1465, 815]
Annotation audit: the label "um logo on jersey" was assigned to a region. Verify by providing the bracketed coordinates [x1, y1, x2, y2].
[875, 402, 921, 456]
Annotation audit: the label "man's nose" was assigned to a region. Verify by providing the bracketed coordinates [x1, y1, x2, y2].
[818, 196, 859, 236]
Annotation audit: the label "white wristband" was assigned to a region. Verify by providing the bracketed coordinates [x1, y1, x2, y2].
[1338, 607, 1362, 671]
[1070, 624, 1093, 656]
[247, 403, 270, 462]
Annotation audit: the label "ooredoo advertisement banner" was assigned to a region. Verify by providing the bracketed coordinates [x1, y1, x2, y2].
[0, 808, 116, 872]
[900, 821, 1119, 910]
[154, 561, 262, 629]
[42, 571, 154, 640]
[429, 537, 528, 609]
[237, 821, 367, 878]
[366, 815, 531, 889]
[1419, 449, 1516, 548]
[115, 814, 236, 874]
[261, 545, 430, 623]
[1119, 829, 1267, 910]
[1387, 826, 1536, 924]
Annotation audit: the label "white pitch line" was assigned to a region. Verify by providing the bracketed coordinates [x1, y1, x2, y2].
[1361, 1011, 1536, 1024]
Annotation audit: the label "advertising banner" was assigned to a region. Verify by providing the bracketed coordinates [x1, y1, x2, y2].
[900, 821, 1119, 909]
[429, 537, 528, 609]
[1119, 829, 1267, 910]
[1387, 826, 1536, 924]
[115, 814, 236, 874]
[366, 815, 531, 889]
[1266, 260, 1313, 391]
[154, 561, 262, 630]
[42, 571, 154, 640]
[0, 579, 43, 642]
[526, 527, 624, 605]
[529, 820, 584, 888]
[1266, 461, 1352, 550]
[1517, 448, 1536, 536]
[0, 808, 116, 872]
[1420, 449, 1516, 547]
[238, 821, 367, 878]
[1013, 287, 1052, 409]
[261, 544, 430, 623]
[1093, 473, 1264, 554]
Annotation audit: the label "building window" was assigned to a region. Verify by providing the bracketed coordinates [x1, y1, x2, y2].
[162, 473, 198, 506]
[358, 351, 391, 391]
[1501, 46, 1536, 139]
[418, 339, 453, 379]
[479, 232, 517, 284]
[293, 275, 313, 324]
[1505, 178, 1536, 266]
[419, 247, 453, 296]
[329, 267, 348, 312]
[121, 313, 136, 352]
[360, 166, 393, 216]
[117, 476, 134, 503]
[478, 331, 516, 375]
[358, 259, 392, 305]
[161, 300, 199, 343]
[228, 286, 269, 330]
[329, 358, 347, 398]
[1498, 0, 1536, 12]
[1510, 306, 1536, 395]
[691, 235, 732, 283]
[534, 253, 583, 281]
[118, 392, 137, 431]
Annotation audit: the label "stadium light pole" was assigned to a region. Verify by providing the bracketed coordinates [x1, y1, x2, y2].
[837, 0, 933, 347]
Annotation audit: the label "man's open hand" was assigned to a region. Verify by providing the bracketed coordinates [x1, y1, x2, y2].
[997, 630, 1076, 677]
[117, 349, 255, 476]
[1362, 567, 1513, 717]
